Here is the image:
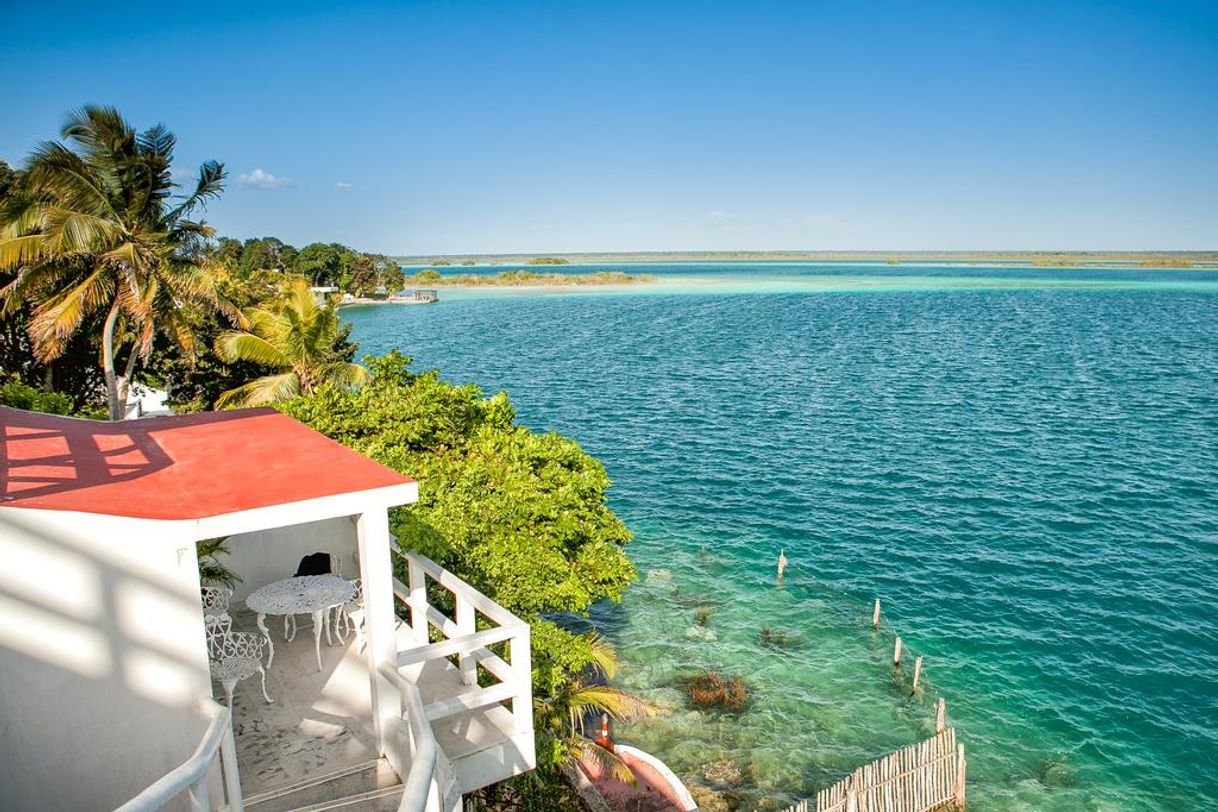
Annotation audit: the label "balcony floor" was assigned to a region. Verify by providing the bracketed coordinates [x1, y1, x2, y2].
[219, 608, 379, 798]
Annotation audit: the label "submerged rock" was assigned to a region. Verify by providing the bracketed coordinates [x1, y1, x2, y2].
[645, 568, 673, 583]
[702, 759, 746, 787]
[688, 783, 732, 812]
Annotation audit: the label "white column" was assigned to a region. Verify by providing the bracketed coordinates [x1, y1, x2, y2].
[357, 508, 398, 752]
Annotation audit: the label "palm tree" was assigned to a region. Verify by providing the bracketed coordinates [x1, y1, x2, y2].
[533, 632, 656, 783]
[0, 106, 234, 419]
[214, 276, 367, 408]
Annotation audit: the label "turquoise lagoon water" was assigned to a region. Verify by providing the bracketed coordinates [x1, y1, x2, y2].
[346, 265, 1218, 810]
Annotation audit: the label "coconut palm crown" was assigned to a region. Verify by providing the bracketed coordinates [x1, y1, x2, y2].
[214, 276, 367, 408]
[0, 106, 234, 419]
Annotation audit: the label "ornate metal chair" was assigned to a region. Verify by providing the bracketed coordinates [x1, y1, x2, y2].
[332, 578, 365, 648]
[205, 614, 273, 707]
[201, 585, 232, 622]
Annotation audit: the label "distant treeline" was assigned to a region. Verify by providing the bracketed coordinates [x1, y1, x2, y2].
[213, 236, 403, 295]
[396, 250, 1218, 267]
[406, 269, 653, 287]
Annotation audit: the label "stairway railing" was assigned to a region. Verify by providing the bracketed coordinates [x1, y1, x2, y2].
[114, 698, 242, 812]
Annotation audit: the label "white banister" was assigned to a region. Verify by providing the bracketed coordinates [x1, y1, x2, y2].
[385, 550, 535, 809]
[114, 698, 242, 812]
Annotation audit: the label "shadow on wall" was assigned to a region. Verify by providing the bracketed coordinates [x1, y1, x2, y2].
[0, 509, 212, 811]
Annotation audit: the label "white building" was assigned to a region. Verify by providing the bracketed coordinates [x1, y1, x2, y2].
[0, 405, 535, 811]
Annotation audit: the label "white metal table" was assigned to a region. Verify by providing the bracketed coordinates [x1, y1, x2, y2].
[245, 575, 355, 672]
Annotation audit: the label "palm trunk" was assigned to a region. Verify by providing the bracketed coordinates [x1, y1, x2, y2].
[118, 346, 140, 418]
[102, 299, 122, 420]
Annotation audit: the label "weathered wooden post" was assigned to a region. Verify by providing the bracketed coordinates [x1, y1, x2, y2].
[912, 655, 924, 689]
[893, 636, 903, 666]
[953, 743, 967, 806]
[872, 598, 881, 629]
[845, 785, 858, 812]
[936, 697, 946, 733]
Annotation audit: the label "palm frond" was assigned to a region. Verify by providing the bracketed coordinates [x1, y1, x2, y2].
[318, 361, 369, 389]
[215, 330, 290, 367]
[571, 737, 637, 786]
[215, 372, 301, 409]
[584, 632, 620, 680]
[565, 684, 657, 732]
[0, 234, 47, 270]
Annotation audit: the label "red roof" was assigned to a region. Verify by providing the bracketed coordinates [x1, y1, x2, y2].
[0, 406, 415, 520]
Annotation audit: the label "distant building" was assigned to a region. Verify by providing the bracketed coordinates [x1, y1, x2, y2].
[391, 289, 439, 304]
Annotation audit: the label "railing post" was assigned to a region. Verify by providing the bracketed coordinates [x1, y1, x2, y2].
[219, 715, 243, 812]
[409, 554, 430, 646]
[358, 509, 400, 757]
[455, 593, 476, 686]
[509, 623, 534, 742]
[187, 777, 209, 812]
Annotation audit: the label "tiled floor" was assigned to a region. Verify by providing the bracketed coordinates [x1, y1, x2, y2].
[219, 608, 379, 797]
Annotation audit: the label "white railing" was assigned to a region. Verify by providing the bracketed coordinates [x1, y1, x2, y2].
[115, 698, 242, 812]
[379, 662, 457, 812]
[384, 551, 534, 812]
[393, 551, 533, 745]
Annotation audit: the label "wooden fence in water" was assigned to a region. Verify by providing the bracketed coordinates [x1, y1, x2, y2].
[784, 727, 965, 812]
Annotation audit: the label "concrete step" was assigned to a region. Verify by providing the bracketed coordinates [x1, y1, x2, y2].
[292, 784, 405, 811]
[244, 758, 401, 812]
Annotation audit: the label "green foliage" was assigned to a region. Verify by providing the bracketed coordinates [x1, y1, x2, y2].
[214, 276, 366, 408]
[0, 106, 233, 419]
[414, 269, 443, 284]
[277, 351, 638, 752]
[526, 257, 570, 265]
[197, 537, 241, 588]
[0, 375, 73, 414]
[280, 351, 635, 617]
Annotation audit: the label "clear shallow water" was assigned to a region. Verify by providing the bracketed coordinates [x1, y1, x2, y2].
[347, 265, 1218, 810]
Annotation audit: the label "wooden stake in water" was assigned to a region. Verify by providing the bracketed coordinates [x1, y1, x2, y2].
[954, 743, 967, 804]
[893, 636, 903, 666]
[912, 655, 924, 689]
[936, 697, 946, 733]
[777, 548, 788, 582]
[872, 598, 881, 629]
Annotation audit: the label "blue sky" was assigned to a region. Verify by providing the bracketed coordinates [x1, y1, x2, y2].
[2, 1, 1215, 254]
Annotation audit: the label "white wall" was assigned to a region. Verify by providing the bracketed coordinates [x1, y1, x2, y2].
[0, 508, 211, 811]
[223, 516, 359, 603]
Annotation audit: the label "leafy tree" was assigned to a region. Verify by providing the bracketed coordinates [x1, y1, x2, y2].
[238, 237, 291, 276]
[0, 160, 16, 200]
[346, 252, 378, 296]
[0, 106, 234, 419]
[0, 374, 73, 414]
[211, 237, 244, 270]
[214, 276, 366, 407]
[376, 256, 404, 294]
[295, 241, 343, 285]
[277, 352, 638, 780]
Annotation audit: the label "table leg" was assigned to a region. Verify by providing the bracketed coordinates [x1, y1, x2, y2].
[324, 606, 336, 646]
[311, 609, 325, 672]
[257, 612, 275, 669]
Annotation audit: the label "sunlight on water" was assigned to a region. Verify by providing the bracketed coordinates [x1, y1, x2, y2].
[348, 265, 1218, 810]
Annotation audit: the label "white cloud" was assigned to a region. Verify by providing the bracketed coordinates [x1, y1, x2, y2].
[237, 168, 292, 189]
[336, 181, 352, 190]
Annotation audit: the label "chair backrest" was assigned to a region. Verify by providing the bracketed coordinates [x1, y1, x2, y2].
[201, 585, 232, 615]
[294, 552, 339, 577]
[205, 614, 232, 660]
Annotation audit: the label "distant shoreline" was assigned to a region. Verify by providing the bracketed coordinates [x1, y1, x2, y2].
[394, 250, 1218, 269]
